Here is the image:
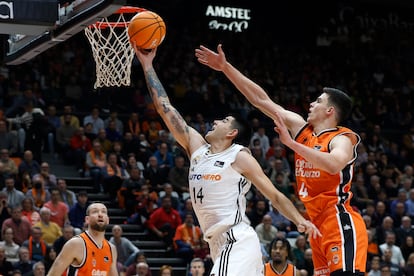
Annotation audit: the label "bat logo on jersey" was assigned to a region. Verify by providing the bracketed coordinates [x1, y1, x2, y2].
[104, 256, 109, 262]
[214, 160, 224, 167]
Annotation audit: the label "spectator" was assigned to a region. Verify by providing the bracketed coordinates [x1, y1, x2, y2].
[56, 178, 77, 209]
[0, 245, 14, 276]
[246, 199, 269, 229]
[124, 252, 152, 276]
[2, 176, 25, 209]
[18, 151, 41, 188]
[0, 227, 20, 263]
[21, 197, 40, 226]
[255, 214, 278, 255]
[134, 262, 150, 276]
[292, 234, 309, 268]
[52, 225, 74, 255]
[405, 188, 414, 219]
[400, 235, 414, 263]
[367, 229, 380, 262]
[44, 104, 60, 156]
[178, 198, 198, 227]
[395, 216, 414, 246]
[56, 113, 77, 162]
[134, 184, 158, 223]
[145, 196, 182, 251]
[119, 166, 145, 215]
[21, 226, 49, 262]
[143, 155, 169, 193]
[126, 112, 141, 138]
[296, 248, 314, 276]
[0, 121, 18, 157]
[367, 255, 381, 276]
[12, 247, 35, 276]
[153, 142, 174, 170]
[102, 152, 126, 197]
[108, 225, 140, 271]
[32, 162, 56, 190]
[105, 120, 123, 143]
[189, 257, 205, 276]
[85, 140, 107, 193]
[0, 148, 18, 177]
[405, 253, 414, 276]
[104, 110, 124, 134]
[159, 265, 173, 276]
[59, 105, 80, 129]
[158, 183, 181, 211]
[25, 175, 51, 209]
[69, 127, 92, 173]
[32, 261, 45, 276]
[380, 248, 403, 276]
[96, 128, 113, 154]
[6, 101, 45, 162]
[266, 206, 294, 236]
[173, 212, 203, 264]
[68, 190, 89, 232]
[82, 106, 104, 135]
[2, 206, 31, 246]
[43, 247, 57, 274]
[43, 188, 69, 228]
[168, 155, 190, 200]
[33, 207, 62, 246]
[379, 231, 405, 268]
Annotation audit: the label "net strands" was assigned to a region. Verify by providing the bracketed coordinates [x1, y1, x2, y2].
[84, 12, 135, 89]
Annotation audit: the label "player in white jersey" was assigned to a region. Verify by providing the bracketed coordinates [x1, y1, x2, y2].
[133, 45, 321, 276]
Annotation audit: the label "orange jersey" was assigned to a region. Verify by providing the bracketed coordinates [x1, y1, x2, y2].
[294, 124, 367, 275]
[65, 232, 113, 276]
[264, 262, 297, 276]
[294, 124, 359, 222]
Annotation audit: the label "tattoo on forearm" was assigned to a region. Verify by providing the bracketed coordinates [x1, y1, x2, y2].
[171, 109, 187, 134]
[145, 68, 189, 135]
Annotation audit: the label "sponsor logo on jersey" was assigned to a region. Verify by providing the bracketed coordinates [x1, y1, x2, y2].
[92, 269, 107, 276]
[214, 161, 224, 167]
[189, 174, 222, 181]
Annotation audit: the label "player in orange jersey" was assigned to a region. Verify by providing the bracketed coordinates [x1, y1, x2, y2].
[46, 202, 118, 276]
[196, 44, 368, 276]
[264, 237, 300, 276]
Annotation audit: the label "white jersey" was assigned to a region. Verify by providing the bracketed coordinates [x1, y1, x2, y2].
[189, 143, 251, 240]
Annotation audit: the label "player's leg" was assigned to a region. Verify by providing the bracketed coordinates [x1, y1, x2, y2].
[209, 223, 263, 276]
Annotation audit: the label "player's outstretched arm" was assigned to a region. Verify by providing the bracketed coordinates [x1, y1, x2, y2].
[195, 44, 305, 134]
[134, 45, 205, 155]
[47, 237, 83, 276]
[234, 150, 321, 239]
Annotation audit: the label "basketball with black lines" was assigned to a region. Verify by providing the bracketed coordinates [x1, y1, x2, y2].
[128, 10, 166, 49]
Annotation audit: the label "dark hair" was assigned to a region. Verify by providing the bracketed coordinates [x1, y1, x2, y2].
[268, 237, 293, 260]
[230, 113, 252, 146]
[322, 87, 352, 123]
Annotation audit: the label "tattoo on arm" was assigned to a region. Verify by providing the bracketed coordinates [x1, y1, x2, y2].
[145, 68, 189, 135]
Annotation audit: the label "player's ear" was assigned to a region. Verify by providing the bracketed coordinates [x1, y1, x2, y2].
[227, 129, 238, 139]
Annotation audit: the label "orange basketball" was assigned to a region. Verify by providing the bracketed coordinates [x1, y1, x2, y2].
[128, 10, 166, 49]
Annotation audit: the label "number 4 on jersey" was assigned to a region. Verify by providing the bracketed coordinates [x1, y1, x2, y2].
[298, 182, 308, 198]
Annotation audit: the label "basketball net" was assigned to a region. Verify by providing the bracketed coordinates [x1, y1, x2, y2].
[84, 6, 144, 89]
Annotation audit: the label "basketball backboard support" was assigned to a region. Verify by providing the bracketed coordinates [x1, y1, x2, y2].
[3, 0, 126, 65]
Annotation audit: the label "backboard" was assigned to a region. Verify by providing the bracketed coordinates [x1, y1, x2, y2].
[2, 0, 126, 65]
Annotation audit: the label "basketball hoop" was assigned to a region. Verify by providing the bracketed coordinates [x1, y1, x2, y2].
[84, 6, 145, 89]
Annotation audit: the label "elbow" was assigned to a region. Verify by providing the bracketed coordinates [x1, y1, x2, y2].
[324, 163, 343, 175]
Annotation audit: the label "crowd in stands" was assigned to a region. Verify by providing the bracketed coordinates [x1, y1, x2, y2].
[0, 2, 413, 275]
